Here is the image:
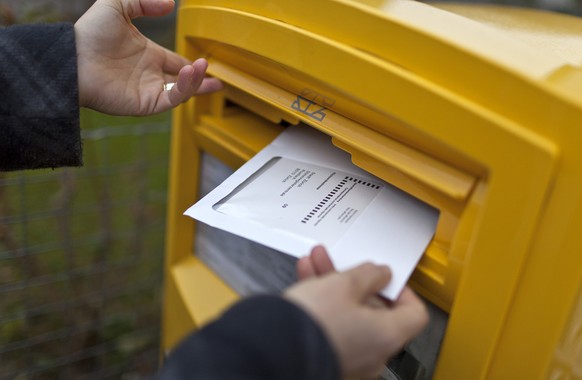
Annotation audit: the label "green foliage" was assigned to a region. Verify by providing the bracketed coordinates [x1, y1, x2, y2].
[21, 4, 61, 23]
[0, 110, 172, 378]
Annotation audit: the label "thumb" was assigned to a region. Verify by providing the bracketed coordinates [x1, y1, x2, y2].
[344, 263, 392, 301]
[121, 0, 176, 19]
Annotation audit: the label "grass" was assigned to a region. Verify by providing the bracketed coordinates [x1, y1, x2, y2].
[0, 109, 173, 379]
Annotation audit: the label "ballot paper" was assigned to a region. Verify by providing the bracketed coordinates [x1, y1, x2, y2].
[185, 125, 439, 300]
[196, 153, 298, 296]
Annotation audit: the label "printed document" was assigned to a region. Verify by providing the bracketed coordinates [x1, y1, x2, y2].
[185, 125, 439, 300]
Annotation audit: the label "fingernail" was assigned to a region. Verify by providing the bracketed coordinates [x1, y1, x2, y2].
[379, 265, 392, 275]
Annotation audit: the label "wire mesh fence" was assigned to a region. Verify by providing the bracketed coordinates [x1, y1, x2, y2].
[0, 111, 172, 379]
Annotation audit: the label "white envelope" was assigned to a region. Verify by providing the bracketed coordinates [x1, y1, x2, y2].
[185, 125, 439, 300]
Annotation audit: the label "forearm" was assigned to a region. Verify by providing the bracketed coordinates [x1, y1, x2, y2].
[156, 295, 340, 380]
[0, 23, 81, 171]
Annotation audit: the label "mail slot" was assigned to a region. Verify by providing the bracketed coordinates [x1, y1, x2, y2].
[163, 1, 582, 379]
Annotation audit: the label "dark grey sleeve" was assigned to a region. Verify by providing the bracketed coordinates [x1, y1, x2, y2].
[156, 295, 341, 380]
[0, 22, 82, 171]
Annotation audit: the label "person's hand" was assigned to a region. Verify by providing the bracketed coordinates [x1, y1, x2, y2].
[74, 0, 222, 116]
[296, 245, 336, 280]
[286, 246, 429, 378]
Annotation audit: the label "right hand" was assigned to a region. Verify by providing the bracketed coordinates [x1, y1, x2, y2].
[285, 246, 429, 378]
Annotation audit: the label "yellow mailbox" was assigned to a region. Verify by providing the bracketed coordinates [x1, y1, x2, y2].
[163, 1, 582, 378]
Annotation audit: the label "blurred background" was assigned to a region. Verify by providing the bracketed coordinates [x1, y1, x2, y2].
[0, 1, 176, 379]
[0, 0, 580, 379]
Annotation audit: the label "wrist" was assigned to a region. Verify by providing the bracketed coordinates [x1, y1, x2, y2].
[74, 21, 88, 108]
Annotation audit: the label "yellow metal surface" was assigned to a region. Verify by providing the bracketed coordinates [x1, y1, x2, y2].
[164, 1, 582, 378]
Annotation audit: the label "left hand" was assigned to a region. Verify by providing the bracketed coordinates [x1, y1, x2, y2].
[74, 0, 222, 116]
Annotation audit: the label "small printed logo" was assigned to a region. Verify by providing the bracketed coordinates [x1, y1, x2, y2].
[290, 89, 335, 122]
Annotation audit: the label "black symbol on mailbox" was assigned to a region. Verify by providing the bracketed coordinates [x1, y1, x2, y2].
[291, 96, 327, 121]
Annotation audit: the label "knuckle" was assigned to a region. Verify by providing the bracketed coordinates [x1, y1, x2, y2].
[413, 299, 430, 327]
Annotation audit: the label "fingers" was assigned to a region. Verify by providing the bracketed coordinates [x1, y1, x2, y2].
[162, 47, 192, 75]
[164, 58, 222, 109]
[195, 77, 224, 95]
[310, 245, 336, 275]
[345, 263, 392, 302]
[296, 246, 391, 305]
[179, 58, 223, 95]
[122, 0, 176, 19]
[164, 65, 196, 107]
[183, 58, 207, 93]
[381, 287, 429, 341]
[296, 257, 316, 281]
[297, 246, 335, 281]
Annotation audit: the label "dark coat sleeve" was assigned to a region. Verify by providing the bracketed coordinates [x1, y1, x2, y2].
[156, 295, 341, 380]
[0, 23, 82, 171]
